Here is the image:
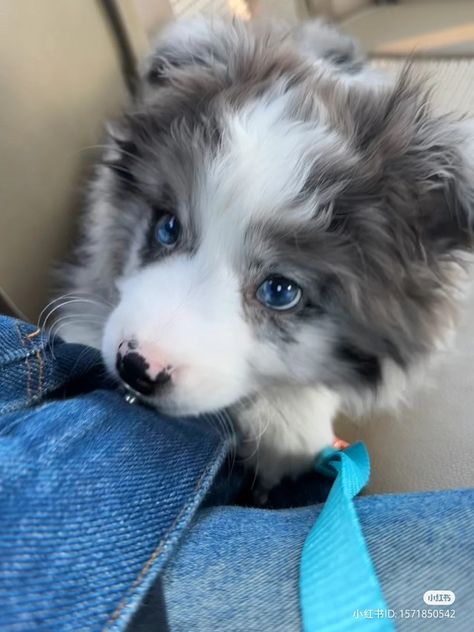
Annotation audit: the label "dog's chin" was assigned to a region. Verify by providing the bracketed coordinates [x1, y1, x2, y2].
[123, 388, 236, 419]
[144, 397, 202, 418]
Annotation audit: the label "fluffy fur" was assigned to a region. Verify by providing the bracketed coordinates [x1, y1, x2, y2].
[58, 18, 474, 487]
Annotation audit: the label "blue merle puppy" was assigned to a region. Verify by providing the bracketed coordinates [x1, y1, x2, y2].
[60, 19, 474, 488]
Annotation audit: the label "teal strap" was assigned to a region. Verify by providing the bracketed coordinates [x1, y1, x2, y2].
[300, 443, 395, 631]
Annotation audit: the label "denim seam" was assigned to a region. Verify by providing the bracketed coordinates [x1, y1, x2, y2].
[102, 442, 225, 631]
[1, 346, 45, 366]
[0, 369, 87, 416]
[0, 324, 47, 367]
[16, 323, 32, 406]
[0, 393, 47, 416]
[25, 329, 45, 400]
[1, 327, 62, 415]
[35, 350, 44, 398]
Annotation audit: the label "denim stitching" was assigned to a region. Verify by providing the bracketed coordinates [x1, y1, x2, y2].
[35, 350, 44, 398]
[16, 323, 32, 405]
[103, 444, 223, 631]
[26, 328, 41, 340]
[0, 391, 49, 416]
[25, 329, 44, 399]
[0, 318, 50, 366]
[30, 328, 46, 389]
[2, 346, 47, 364]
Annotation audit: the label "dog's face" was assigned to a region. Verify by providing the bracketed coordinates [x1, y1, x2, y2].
[102, 94, 342, 415]
[95, 21, 473, 416]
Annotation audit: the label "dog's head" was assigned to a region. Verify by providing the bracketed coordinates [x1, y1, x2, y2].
[93, 20, 473, 415]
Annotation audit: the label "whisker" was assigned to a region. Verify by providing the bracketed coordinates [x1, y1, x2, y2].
[40, 297, 108, 333]
[47, 314, 104, 358]
[48, 309, 95, 356]
[37, 292, 112, 330]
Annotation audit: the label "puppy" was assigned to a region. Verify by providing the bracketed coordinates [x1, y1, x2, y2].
[59, 19, 474, 489]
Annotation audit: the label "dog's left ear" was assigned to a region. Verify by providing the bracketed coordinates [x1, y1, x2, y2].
[414, 116, 474, 257]
[345, 76, 474, 258]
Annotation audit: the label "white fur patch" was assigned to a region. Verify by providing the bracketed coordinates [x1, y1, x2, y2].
[237, 385, 339, 487]
[203, 93, 345, 228]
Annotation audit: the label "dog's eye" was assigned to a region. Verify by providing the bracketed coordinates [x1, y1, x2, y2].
[155, 213, 180, 247]
[256, 276, 302, 311]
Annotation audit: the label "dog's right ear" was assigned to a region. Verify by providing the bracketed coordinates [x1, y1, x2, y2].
[143, 19, 227, 87]
[292, 19, 364, 74]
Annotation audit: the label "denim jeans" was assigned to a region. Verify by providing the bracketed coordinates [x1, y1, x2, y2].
[0, 315, 472, 631]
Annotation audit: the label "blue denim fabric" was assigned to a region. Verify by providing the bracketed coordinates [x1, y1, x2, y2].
[163, 490, 473, 631]
[1, 315, 473, 632]
[0, 317, 229, 631]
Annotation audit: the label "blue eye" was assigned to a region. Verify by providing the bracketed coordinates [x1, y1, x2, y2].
[155, 213, 180, 247]
[256, 276, 302, 311]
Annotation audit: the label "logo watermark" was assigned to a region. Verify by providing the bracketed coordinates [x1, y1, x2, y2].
[423, 590, 455, 606]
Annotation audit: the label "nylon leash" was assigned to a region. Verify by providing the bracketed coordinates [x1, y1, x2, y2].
[300, 443, 395, 631]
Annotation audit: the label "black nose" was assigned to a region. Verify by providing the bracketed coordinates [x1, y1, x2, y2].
[116, 352, 171, 396]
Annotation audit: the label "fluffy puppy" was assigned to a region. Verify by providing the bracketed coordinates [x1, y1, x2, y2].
[59, 19, 474, 488]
